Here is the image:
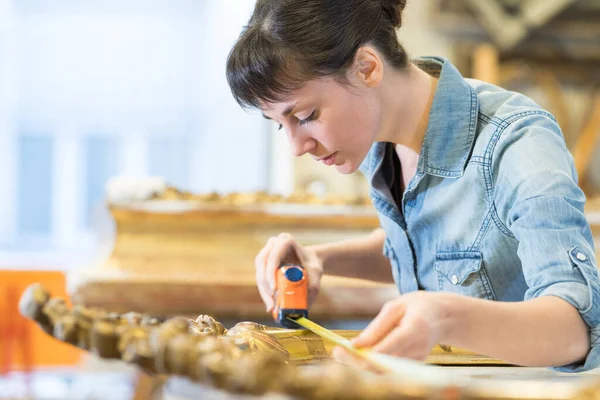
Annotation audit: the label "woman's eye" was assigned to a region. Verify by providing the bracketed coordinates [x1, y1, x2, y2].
[299, 110, 317, 126]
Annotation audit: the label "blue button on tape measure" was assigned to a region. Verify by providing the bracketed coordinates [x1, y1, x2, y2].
[284, 267, 304, 282]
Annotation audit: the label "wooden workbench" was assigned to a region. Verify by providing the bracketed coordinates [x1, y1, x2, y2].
[163, 365, 600, 400]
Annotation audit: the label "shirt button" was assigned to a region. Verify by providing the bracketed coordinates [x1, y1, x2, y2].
[451, 275, 459, 285]
[576, 252, 587, 261]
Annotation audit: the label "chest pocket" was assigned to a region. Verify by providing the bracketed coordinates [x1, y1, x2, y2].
[434, 251, 496, 300]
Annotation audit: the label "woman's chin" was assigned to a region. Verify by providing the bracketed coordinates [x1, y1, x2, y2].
[334, 161, 358, 175]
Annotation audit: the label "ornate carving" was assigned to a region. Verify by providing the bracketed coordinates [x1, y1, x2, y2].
[146, 186, 373, 207]
[20, 284, 600, 399]
[189, 314, 228, 336]
[19, 284, 416, 398]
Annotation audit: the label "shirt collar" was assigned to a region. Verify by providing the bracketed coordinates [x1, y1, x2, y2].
[360, 57, 479, 180]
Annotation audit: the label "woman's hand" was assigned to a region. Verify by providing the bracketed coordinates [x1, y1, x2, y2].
[332, 291, 452, 368]
[254, 233, 323, 312]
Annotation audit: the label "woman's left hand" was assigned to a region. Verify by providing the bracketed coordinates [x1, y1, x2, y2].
[332, 291, 452, 369]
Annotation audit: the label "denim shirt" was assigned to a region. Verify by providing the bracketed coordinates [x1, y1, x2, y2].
[359, 57, 600, 372]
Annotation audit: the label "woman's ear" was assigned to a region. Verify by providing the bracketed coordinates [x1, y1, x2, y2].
[354, 46, 384, 88]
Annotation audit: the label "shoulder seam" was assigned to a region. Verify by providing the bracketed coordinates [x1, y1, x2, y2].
[483, 110, 555, 238]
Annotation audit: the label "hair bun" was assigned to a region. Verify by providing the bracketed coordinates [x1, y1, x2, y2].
[381, 0, 407, 28]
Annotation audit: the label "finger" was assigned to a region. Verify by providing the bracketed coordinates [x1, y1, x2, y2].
[307, 287, 319, 308]
[278, 233, 303, 264]
[257, 280, 274, 312]
[306, 268, 322, 307]
[371, 324, 413, 356]
[264, 234, 296, 291]
[331, 346, 381, 373]
[285, 238, 319, 305]
[255, 238, 278, 310]
[255, 238, 276, 297]
[373, 317, 429, 361]
[352, 300, 405, 348]
[331, 346, 360, 367]
[331, 345, 345, 362]
[400, 347, 429, 362]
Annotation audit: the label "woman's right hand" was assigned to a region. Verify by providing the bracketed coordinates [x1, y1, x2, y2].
[254, 233, 324, 312]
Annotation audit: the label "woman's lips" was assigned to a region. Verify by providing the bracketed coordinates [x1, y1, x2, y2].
[321, 152, 337, 166]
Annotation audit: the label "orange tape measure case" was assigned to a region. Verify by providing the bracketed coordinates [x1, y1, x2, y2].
[272, 263, 309, 328]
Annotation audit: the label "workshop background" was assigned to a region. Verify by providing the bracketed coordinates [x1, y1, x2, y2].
[0, 0, 599, 399]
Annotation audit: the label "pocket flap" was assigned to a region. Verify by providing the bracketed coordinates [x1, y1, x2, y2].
[434, 251, 483, 285]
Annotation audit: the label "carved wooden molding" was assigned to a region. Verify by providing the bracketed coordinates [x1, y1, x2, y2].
[18, 284, 433, 398]
[20, 284, 600, 399]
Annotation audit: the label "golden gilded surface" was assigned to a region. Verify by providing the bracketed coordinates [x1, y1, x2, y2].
[149, 187, 373, 206]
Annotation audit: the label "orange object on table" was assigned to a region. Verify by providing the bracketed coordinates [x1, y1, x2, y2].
[0, 271, 82, 371]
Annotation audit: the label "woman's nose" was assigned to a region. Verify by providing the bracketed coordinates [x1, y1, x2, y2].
[288, 129, 316, 157]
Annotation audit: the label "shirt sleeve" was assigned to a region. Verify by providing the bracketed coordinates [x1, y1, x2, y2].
[492, 111, 600, 372]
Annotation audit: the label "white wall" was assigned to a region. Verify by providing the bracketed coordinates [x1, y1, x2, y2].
[0, 0, 270, 267]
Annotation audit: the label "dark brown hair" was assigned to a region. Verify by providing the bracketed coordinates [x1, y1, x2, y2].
[226, 0, 409, 110]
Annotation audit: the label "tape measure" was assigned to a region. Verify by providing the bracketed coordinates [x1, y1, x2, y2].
[271, 264, 461, 385]
[272, 265, 453, 380]
[291, 316, 458, 382]
[272, 263, 309, 328]
[291, 316, 394, 373]
[271, 263, 380, 366]
[271, 264, 381, 366]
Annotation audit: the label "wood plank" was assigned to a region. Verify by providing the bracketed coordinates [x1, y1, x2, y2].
[164, 367, 600, 400]
[472, 43, 501, 85]
[534, 70, 571, 140]
[431, 3, 600, 62]
[587, 197, 600, 240]
[572, 93, 600, 183]
[68, 274, 398, 320]
[464, 0, 526, 50]
[69, 199, 393, 320]
[520, 0, 578, 29]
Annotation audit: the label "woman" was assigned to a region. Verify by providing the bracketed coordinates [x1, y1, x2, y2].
[226, 0, 600, 372]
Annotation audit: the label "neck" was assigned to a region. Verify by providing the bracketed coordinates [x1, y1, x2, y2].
[376, 63, 437, 154]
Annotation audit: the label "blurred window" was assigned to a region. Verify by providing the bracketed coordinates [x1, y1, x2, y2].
[17, 134, 53, 236]
[0, 0, 267, 264]
[84, 136, 118, 228]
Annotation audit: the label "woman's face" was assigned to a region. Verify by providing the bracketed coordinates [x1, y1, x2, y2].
[262, 76, 381, 174]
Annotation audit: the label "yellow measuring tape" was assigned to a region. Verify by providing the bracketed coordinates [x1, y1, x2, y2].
[290, 316, 392, 373]
[290, 317, 460, 388]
